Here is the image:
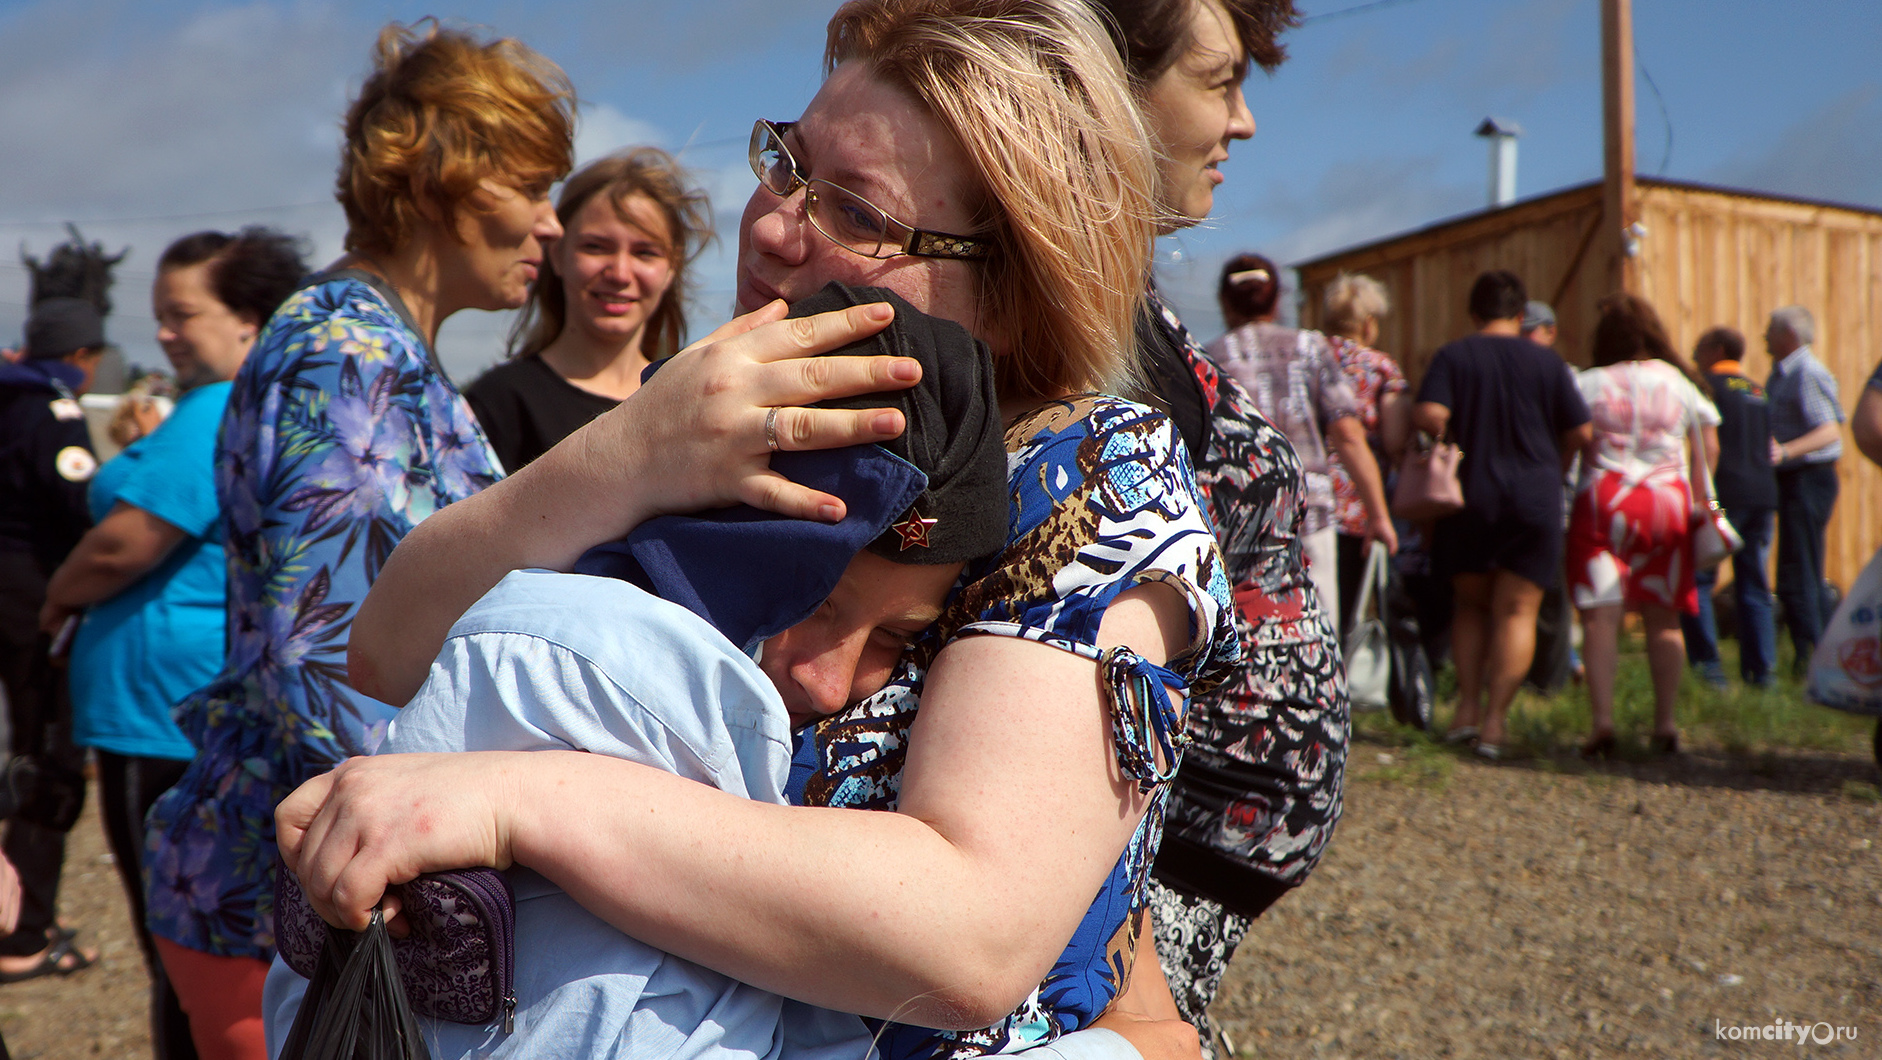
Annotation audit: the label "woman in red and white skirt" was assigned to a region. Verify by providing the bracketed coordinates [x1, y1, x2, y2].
[1569, 293, 1720, 757]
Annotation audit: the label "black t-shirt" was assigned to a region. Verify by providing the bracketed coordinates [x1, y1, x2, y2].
[1416, 333, 1590, 524]
[463, 355, 622, 474]
[1706, 369, 1780, 510]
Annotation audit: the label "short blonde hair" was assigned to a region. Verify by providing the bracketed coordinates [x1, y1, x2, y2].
[826, 0, 1157, 404]
[339, 20, 575, 257]
[1322, 271, 1389, 338]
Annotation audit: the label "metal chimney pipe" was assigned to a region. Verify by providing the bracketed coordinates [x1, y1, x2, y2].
[1475, 117, 1523, 208]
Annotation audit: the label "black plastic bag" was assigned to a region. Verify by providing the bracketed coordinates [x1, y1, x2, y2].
[280, 908, 431, 1060]
[1382, 562, 1434, 731]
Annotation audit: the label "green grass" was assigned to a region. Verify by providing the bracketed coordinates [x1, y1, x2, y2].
[1352, 632, 1880, 765]
[1841, 780, 1882, 802]
[1347, 737, 1456, 789]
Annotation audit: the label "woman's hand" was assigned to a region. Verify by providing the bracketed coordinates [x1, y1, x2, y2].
[589, 298, 919, 523]
[37, 599, 79, 638]
[276, 753, 524, 931]
[108, 395, 165, 448]
[349, 299, 920, 706]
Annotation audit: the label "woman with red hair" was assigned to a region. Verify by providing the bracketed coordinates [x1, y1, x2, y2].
[139, 22, 573, 1059]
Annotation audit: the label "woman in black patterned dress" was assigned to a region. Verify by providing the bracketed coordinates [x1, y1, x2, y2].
[1086, 0, 1348, 1052]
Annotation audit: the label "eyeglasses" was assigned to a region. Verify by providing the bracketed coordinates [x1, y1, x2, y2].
[748, 119, 991, 262]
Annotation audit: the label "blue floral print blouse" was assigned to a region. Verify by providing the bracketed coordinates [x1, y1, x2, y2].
[144, 272, 502, 960]
[788, 394, 1239, 1060]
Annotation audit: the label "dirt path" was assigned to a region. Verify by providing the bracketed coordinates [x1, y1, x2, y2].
[0, 789, 151, 1058]
[1212, 746, 1881, 1058]
[4, 745, 1878, 1058]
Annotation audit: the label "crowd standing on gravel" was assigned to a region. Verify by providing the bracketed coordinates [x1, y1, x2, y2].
[3, 2, 1880, 1060]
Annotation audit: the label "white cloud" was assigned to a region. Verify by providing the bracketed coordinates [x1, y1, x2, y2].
[0, 0, 364, 369]
[0, 3, 727, 382]
[573, 102, 664, 167]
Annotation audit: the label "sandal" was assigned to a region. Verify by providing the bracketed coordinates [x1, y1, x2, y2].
[0, 933, 97, 983]
[1648, 733, 1682, 757]
[1472, 742, 1503, 762]
[1579, 732, 1617, 760]
[1443, 725, 1480, 745]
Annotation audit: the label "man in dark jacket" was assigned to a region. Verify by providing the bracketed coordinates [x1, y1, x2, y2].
[0, 297, 105, 980]
[1682, 327, 1780, 687]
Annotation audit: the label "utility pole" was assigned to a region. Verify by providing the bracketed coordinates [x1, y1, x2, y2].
[1602, 0, 1639, 293]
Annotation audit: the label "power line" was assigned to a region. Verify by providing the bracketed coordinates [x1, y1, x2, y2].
[0, 200, 334, 229]
[1300, 0, 1433, 26]
[1637, 58, 1674, 176]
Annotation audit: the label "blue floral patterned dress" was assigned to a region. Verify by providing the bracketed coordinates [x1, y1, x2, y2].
[144, 271, 503, 960]
[787, 394, 1240, 1060]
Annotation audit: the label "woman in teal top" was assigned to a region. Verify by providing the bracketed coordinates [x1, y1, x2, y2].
[40, 227, 306, 1060]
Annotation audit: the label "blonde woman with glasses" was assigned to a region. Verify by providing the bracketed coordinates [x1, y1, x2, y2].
[279, 1, 1236, 1058]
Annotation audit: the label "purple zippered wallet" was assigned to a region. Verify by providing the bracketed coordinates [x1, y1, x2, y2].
[275, 862, 518, 1031]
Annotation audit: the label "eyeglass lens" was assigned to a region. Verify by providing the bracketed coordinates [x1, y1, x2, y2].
[751, 122, 894, 258]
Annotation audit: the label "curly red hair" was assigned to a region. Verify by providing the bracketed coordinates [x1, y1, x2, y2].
[338, 20, 575, 257]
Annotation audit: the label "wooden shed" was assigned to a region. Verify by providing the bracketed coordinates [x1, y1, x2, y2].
[1292, 1, 1882, 590]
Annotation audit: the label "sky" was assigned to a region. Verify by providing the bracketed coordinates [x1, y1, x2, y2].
[2, 0, 1879, 385]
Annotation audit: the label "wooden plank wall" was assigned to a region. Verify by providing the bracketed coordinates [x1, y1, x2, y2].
[1296, 183, 1612, 384]
[1295, 180, 1882, 588]
[1636, 182, 1882, 589]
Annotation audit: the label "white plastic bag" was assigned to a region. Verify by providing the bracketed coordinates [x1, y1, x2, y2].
[1806, 546, 1882, 716]
[1345, 542, 1391, 711]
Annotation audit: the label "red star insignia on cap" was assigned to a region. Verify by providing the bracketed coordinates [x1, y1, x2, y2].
[892, 512, 938, 550]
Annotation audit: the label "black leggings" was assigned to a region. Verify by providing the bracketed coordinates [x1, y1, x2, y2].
[0, 554, 87, 961]
[97, 751, 199, 1060]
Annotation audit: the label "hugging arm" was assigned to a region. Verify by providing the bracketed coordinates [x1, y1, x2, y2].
[285, 583, 1189, 1029]
[348, 301, 919, 705]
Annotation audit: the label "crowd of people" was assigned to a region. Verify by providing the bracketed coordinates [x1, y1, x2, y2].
[0, 2, 1875, 1060]
[1214, 259, 1863, 762]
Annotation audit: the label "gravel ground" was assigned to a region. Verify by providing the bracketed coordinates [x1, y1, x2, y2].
[1212, 744, 1882, 1059]
[0, 789, 152, 1059]
[4, 744, 1878, 1059]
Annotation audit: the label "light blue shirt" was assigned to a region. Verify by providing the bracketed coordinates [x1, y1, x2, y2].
[264, 570, 1146, 1060]
[69, 381, 231, 760]
[1767, 345, 1843, 466]
[266, 569, 869, 1060]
